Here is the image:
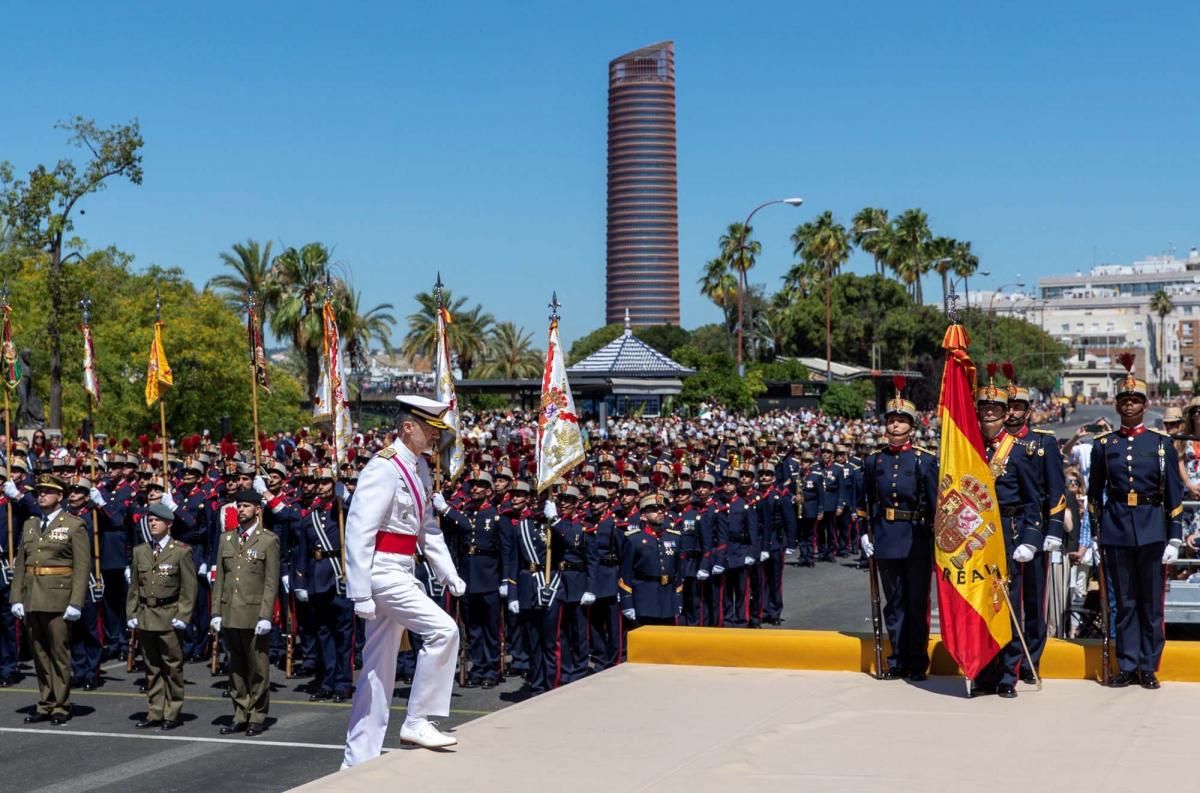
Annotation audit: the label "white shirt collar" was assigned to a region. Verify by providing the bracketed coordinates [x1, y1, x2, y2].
[395, 439, 419, 467]
[155, 535, 170, 552]
[241, 521, 257, 538]
[43, 508, 62, 524]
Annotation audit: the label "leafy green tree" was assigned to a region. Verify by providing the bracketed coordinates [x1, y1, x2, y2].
[338, 284, 396, 371]
[821, 382, 866, 419]
[719, 222, 761, 362]
[269, 242, 332, 400]
[402, 289, 493, 377]
[791, 211, 851, 377]
[567, 323, 623, 365]
[0, 117, 144, 428]
[698, 257, 738, 341]
[1150, 288, 1173, 391]
[890, 208, 932, 304]
[633, 325, 690, 358]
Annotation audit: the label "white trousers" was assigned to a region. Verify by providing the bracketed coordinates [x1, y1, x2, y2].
[342, 557, 459, 767]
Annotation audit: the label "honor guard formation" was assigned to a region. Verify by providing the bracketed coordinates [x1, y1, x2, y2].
[3, 370, 1199, 758]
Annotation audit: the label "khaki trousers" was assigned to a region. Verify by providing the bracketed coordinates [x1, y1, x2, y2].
[224, 627, 270, 725]
[143, 628, 185, 721]
[27, 611, 72, 717]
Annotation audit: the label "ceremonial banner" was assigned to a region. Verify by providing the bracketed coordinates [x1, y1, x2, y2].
[144, 321, 173, 407]
[313, 301, 352, 464]
[934, 322, 1013, 679]
[82, 321, 101, 405]
[247, 304, 272, 394]
[434, 306, 464, 480]
[1, 304, 20, 390]
[536, 316, 584, 491]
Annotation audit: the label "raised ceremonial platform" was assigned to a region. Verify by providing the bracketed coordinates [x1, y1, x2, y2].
[293, 628, 1200, 793]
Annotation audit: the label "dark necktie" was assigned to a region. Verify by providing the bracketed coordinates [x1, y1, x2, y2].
[40, 517, 49, 533]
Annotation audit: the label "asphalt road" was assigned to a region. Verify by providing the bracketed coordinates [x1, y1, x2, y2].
[0, 404, 1145, 791]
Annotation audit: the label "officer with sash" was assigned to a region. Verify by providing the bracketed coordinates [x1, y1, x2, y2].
[503, 480, 558, 694]
[618, 493, 681, 626]
[1088, 357, 1184, 689]
[972, 374, 1043, 698]
[860, 387, 939, 680]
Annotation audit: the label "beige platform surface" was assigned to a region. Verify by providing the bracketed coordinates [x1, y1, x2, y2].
[293, 664, 1200, 793]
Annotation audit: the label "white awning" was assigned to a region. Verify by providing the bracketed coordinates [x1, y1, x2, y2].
[608, 378, 684, 395]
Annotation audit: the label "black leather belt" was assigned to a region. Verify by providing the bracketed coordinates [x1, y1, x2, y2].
[998, 505, 1023, 517]
[526, 564, 543, 573]
[635, 573, 672, 585]
[312, 548, 339, 560]
[883, 507, 918, 521]
[139, 594, 179, 608]
[598, 557, 619, 566]
[558, 561, 586, 572]
[468, 547, 498, 557]
[1106, 489, 1162, 507]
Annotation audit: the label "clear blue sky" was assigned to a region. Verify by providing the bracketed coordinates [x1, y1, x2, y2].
[3, 1, 1198, 347]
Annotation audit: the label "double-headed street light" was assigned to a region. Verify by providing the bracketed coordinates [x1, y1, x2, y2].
[736, 197, 804, 376]
[986, 279, 1026, 354]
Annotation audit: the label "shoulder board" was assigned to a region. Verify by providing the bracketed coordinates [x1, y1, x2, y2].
[915, 446, 934, 456]
[1032, 428, 1055, 435]
[175, 541, 191, 551]
[1093, 430, 1113, 439]
[376, 447, 398, 460]
[1149, 428, 1172, 438]
[624, 527, 640, 536]
[666, 528, 681, 535]
[61, 513, 86, 527]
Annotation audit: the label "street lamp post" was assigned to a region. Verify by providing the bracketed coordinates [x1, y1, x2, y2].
[735, 197, 804, 376]
[986, 280, 1027, 355]
[950, 269, 990, 316]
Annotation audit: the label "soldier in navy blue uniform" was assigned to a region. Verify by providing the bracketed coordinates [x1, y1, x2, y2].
[668, 482, 708, 626]
[502, 480, 559, 694]
[796, 452, 824, 567]
[1005, 379, 1067, 681]
[89, 461, 130, 662]
[543, 485, 590, 685]
[860, 393, 938, 680]
[740, 464, 767, 627]
[619, 493, 681, 626]
[714, 467, 758, 628]
[972, 381, 1044, 698]
[816, 443, 846, 561]
[1088, 363, 1184, 689]
[755, 464, 794, 625]
[691, 471, 720, 626]
[172, 459, 216, 661]
[583, 486, 622, 669]
[64, 476, 105, 690]
[442, 471, 504, 687]
[289, 467, 353, 701]
[836, 445, 861, 555]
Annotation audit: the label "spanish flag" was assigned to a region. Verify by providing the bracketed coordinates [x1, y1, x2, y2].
[144, 321, 173, 407]
[934, 322, 1013, 680]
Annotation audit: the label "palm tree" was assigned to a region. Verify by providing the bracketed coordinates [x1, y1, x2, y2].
[402, 290, 493, 378]
[719, 222, 762, 364]
[206, 239, 278, 311]
[792, 210, 851, 378]
[478, 321, 543, 378]
[698, 256, 739, 339]
[891, 208, 932, 304]
[951, 239, 980, 312]
[851, 208, 891, 276]
[1150, 289, 1174, 392]
[338, 284, 396, 372]
[269, 242, 333, 400]
[925, 236, 957, 314]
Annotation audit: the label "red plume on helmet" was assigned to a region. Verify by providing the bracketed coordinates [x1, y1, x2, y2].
[1118, 352, 1136, 373]
[986, 361, 998, 384]
[219, 434, 237, 460]
[121, 438, 131, 452]
[1001, 361, 1016, 385]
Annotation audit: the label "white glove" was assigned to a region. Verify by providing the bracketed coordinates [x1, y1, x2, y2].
[281, 574, 290, 593]
[126, 617, 138, 630]
[10, 603, 24, 619]
[3, 481, 19, 499]
[89, 487, 107, 507]
[861, 534, 875, 558]
[448, 576, 467, 597]
[295, 588, 309, 602]
[1163, 540, 1182, 564]
[198, 563, 208, 578]
[508, 600, 520, 615]
[210, 616, 223, 632]
[543, 500, 558, 521]
[252, 476, 268, 495]
[744, 555, 756, 566]
[499, 584, 508, 597]
[63, 605, 82, 622]
[354, 599, 376, 621]
[759, 551, 770, 562]
[432, 492, 449, 515]
[124, 566, 131, 584]
[1013, 544, 1036, 564]
[712, 565, 725, 575]
[160, 491, 177, 511]
[622, 608, 636, 621]
[171, 618, 186, 630]
[254, 619, 271, 636]
[580, 591, 596, 606]
[697, 569, 710, 581]
[1043, 535, 1063, 553]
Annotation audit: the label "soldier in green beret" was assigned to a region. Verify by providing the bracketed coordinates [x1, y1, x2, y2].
[127, 502, 197, 730]
[10, 474, 90, 725]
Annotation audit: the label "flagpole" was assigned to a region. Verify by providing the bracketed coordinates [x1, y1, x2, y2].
[2, 281, 12, 567]
[81, 295, 101, 583]
[248, 292, 263, 473]
[323, 276, 347, 574]
[156, 288, 169, 482]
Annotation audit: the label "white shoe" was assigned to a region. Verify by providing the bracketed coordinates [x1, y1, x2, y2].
[400, 719, 458, 749]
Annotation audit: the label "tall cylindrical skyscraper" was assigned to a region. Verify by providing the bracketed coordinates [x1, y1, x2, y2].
[606, 41, 679, 327]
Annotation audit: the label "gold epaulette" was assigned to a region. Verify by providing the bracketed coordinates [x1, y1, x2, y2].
[1094, 430, 1113, 444]
[1149, 428, 1172, 438]
[666, 528, 680, 535]
[376, 447, 397, 459]
[624, 527, 640, 537]
[1033, 428, 1056, 435]
[915, 446, 934, 456]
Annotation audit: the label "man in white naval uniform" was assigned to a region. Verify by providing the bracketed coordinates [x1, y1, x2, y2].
[341, 396, 467, 767]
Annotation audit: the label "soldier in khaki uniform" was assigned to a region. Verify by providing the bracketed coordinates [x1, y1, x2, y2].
[9, 474, 90, 725]
[210, 489, 279, 736]
[127, 502, 197, 730]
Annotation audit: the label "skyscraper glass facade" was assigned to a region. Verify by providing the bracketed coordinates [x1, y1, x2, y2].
[606, 41, 679, 326]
